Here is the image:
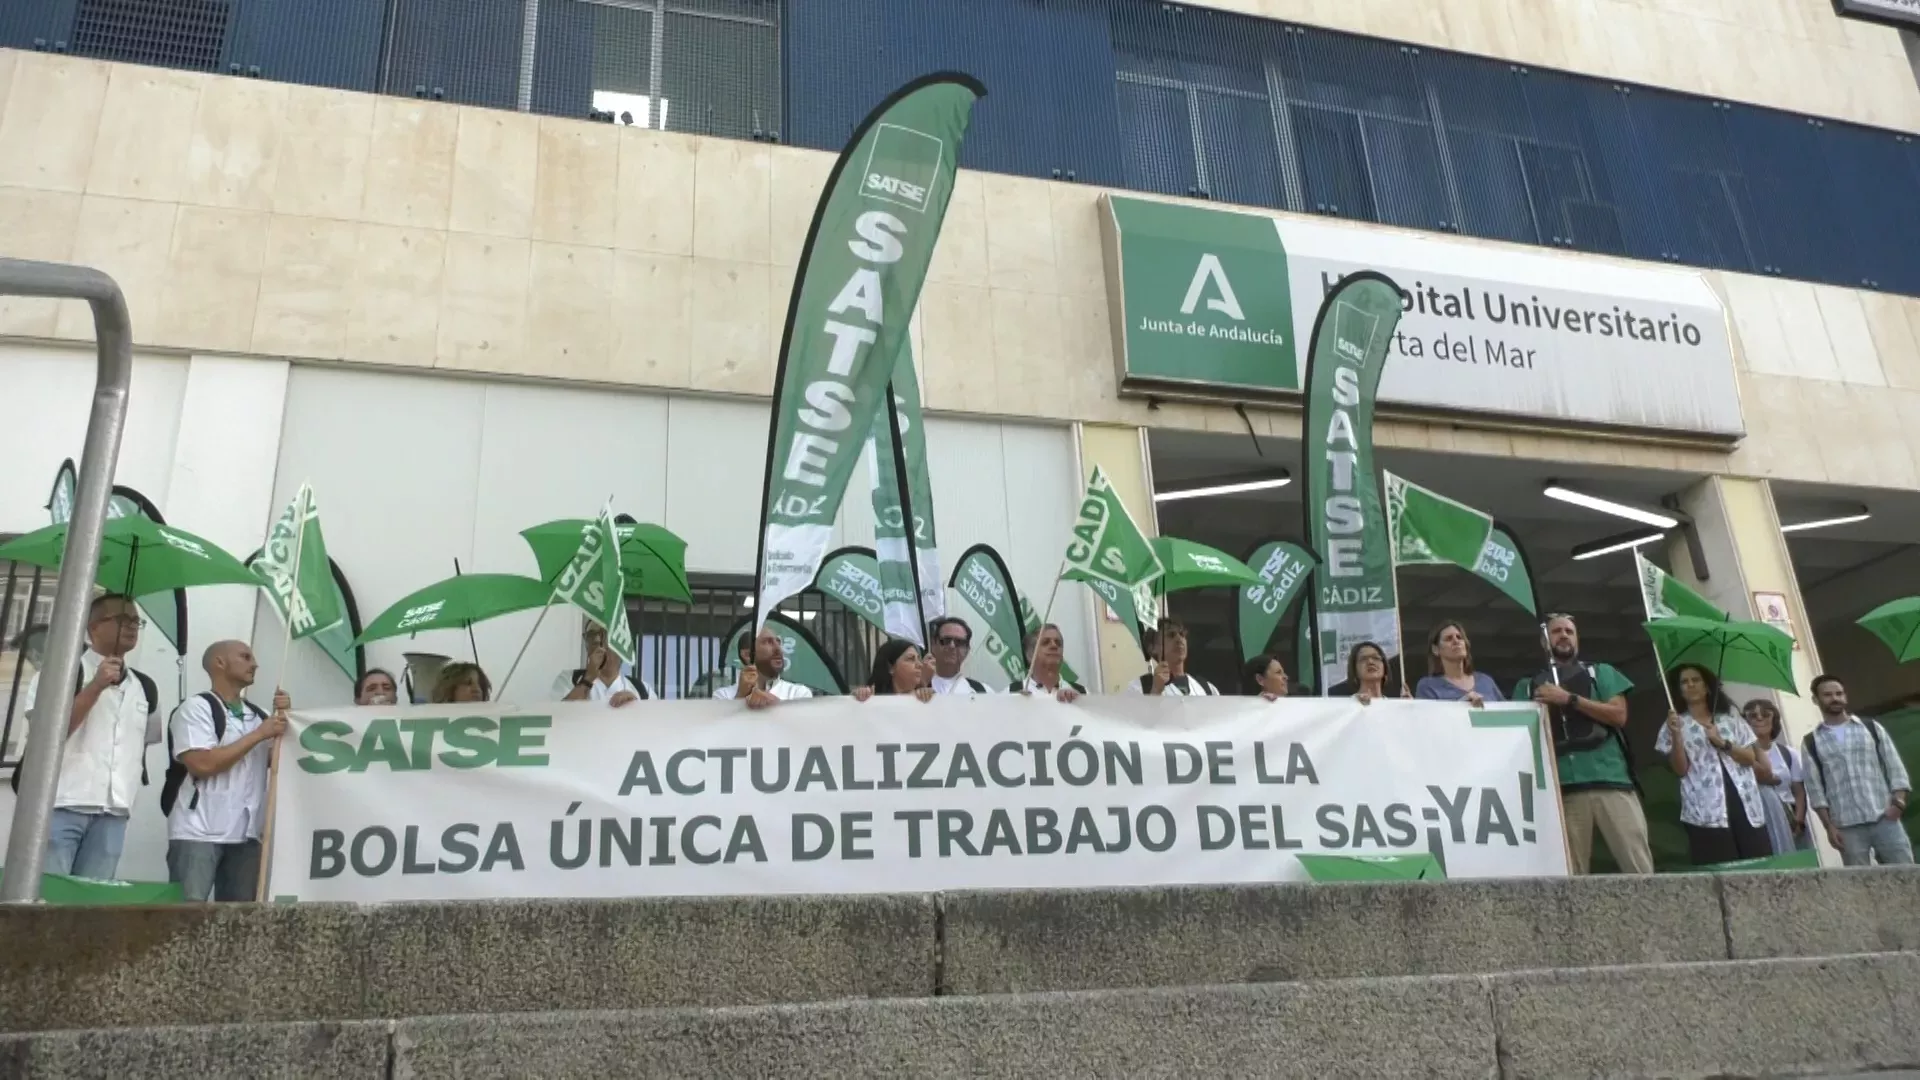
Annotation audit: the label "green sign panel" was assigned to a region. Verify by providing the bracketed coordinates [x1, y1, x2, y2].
[1103, 195, 1297, 393]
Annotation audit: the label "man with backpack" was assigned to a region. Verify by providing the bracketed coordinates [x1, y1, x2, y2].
[164, 640, 290, 901]
[1512, 613, 1654, 875]
[18, 594, 160, 880]
[1803, 674, 1912, 866]
[927, 616, 992, 696]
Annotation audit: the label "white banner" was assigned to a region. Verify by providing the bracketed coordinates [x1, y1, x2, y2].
[267, 697, 1567, 902]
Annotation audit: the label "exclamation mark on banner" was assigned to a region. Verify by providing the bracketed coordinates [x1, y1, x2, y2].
[1519, 772, 1536, 843]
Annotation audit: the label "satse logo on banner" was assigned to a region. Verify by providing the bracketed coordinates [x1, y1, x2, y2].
[861, 123, 944, 213]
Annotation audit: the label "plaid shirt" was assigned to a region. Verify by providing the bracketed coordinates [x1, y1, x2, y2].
[1803, 716, 1912, 828]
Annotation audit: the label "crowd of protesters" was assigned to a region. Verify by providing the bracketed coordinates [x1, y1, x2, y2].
[16, 598, 1911, 901]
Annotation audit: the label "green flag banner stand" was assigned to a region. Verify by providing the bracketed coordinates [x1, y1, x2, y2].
[1297, 853, 1445, 882]
[0, 867, 183, 905]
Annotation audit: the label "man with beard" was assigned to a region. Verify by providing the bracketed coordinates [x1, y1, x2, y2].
[714, 625, 812, 709]
[1512, 613, 1653, 874]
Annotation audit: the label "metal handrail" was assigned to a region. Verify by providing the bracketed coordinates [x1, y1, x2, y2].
[0, 258, 132, 903]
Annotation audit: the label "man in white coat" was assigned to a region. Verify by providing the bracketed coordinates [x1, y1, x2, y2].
[20, 594, 161, 881]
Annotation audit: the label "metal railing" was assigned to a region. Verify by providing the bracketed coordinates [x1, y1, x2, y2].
[0, 257, 133, 904]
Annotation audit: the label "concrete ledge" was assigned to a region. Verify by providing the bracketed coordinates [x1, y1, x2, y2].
[1489, 952, 1920, 1078]
[363, 893, 937, 1015]
[0, 1020, 389, 1080]
[940, 874, 1727, 994]
[0, 904, 365, 1034]
[1721, 866, 1920, 959]
[392, 977, 1498, 1079]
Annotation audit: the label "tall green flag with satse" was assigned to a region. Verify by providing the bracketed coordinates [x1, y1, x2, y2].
[869, 343, 944, 644]
[1300, 272, 1405, 690]
[1473, 526, 1537, 616]
[754, 73, 984, 627]
[814, 547, 887, 634]
[552, 505, 636, 664]
[255, 482, 345, 642]
[1237, 540, 1316, 662]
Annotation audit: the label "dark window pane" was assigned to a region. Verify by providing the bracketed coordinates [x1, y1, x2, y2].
[1195, 89, 1282, 207]
[1117, 79, 1199, 196]
[384, 0, 523, 108]
[657, 8, 778, 139]
[1289, 104, 1375, 219]
[1362, 116, 1449, 231]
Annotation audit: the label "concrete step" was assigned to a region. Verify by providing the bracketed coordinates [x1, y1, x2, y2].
[1, 868, 1915, 1036]
[2, 953, 1916, 1079]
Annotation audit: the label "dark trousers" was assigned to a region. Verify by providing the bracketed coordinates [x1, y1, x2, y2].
[1684, 767, 1773, 866]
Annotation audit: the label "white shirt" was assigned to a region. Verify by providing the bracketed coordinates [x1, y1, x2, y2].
[551, 661, 640, 700]
[1762, 743, 1805, 804]
[713, 676, 813, 701]
[167, 694, 272, 843]
[21, 648, 160, 815]
[930, 672, 990, 696]
[1020, 676, 1083, 696]
[1125, 672, 1217, 696]
[556, 672, 655, 704]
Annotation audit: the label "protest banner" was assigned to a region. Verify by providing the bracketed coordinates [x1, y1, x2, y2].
[266, 696, 1566, 901]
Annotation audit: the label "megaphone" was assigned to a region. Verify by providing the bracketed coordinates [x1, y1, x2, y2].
[402, 651, 452, 705]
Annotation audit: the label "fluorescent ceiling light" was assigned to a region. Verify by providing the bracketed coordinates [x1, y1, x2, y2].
[1570, 529, 1665, 561]
[1154, 476, 1291, 503]
[1543, 484, 1680, 529]
[1780, 512, 1870, 534]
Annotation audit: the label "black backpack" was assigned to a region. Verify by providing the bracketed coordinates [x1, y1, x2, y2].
[160, 692, 267, 816]
[10, 664, 158, 794]
[1802, 719, 1895, 796]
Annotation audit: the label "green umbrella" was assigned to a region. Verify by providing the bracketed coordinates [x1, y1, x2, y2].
[0, 516, 260, 596]
[354, 573, 554, 646]
[1149, 536, 1262, 593]
[1644, 615, 1797, 694]
[1856, 597, 1920, 664]
[520, 519, 692, 604]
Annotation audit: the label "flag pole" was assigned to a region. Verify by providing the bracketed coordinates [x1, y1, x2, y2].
[257, 484, 309, 901]
[1633, 550, 1680, 715]
[883, 383, 930, 645]
[496, 603, 552, 702]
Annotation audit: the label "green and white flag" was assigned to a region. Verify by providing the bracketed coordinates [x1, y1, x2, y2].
[1472, 527, 1537, 616]
[815, 547, 887, 634]
[1635, 549, 1726, 622]
[1301, 272, 1405, 690]
[1386, 472, 1494, 572]
[1079, 575, 1149, 647]
[1061, 466, 1164, 591]
[1237, 540, 1315, 662]
[754, 74, 982, 627]
[869, 343, 943, 644]
[255, 482, 344, 639]
[552, 505, 635, 664]
[950, 543, 1031, 685]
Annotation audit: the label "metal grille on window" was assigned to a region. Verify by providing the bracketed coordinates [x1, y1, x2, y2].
[533, 0, 778, 137]
[0, 559, 58, 772]
[71, 0, 229, 71]
[628, 576, 873, 699]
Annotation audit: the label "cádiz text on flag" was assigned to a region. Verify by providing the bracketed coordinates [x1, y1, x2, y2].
[266, 696, 1565, 901]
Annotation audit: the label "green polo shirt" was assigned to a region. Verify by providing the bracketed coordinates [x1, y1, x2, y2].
[1512, 663, 1636, 791]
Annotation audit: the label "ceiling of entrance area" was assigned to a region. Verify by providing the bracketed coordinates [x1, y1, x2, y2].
[1148, 428, 1709, 692]
[1775, 480, 1920, 707]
